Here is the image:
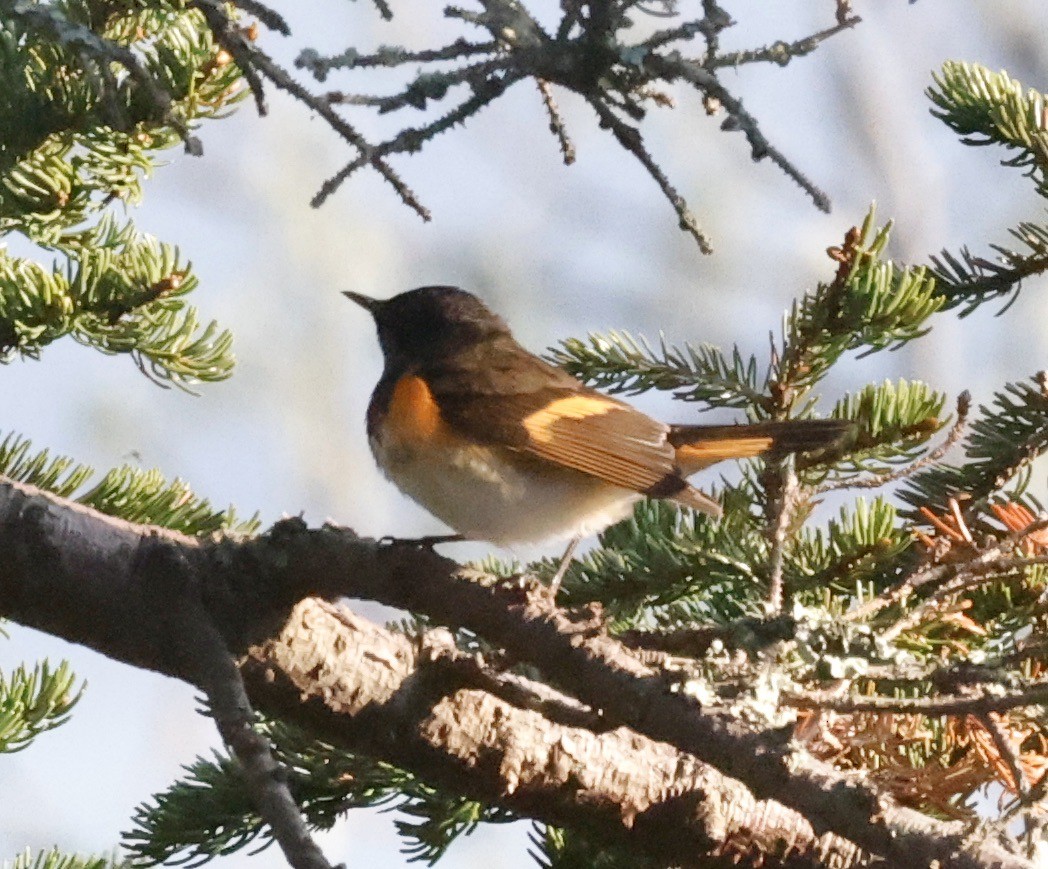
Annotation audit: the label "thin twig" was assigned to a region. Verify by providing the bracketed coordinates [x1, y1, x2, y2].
[191, 0, 431, 219]
[617, 615, 796, 657]
[297, 40, 499, 82]
[199, 628, 336, 869]
[978, 712, 1030, 797]
[845, 533, 1022, 623]
[785, 680, 1048, 716]
[537, 79, 576, 164]
[193, 0, 269, 114]
[230, 0, 290, 34]
[586, 95, 713, 253]
[325, 57, 512, 113]
[711, 17, 861, 69]
[645, 51, 831, 212]
[764, 459, 798, 615]
[313, 72, 521, 208]
[877, 553, 1048, 644]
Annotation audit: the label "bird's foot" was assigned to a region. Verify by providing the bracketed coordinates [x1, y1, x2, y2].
[378, 533, 466, 548]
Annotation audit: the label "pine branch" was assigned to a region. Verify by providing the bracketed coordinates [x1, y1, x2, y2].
[3, 850, 116, 869]
[899, 374, 1048, 520]
[2, 478, 1029, 869]
[0, 661, 82, 753]
[0, 431, 257, 535]
[811, 389, 969, 491]
[0, 217, 235, 388]
[548, 331, 768, 411]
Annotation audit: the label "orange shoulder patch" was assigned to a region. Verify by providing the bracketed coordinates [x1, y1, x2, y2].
[387, 374, 446, 443]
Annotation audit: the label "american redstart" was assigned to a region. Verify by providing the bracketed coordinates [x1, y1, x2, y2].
[346, 286, 849, 590]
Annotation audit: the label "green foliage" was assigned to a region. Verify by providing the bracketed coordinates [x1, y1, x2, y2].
[3, 849, 117, 869]
[1, 1, 243, 237]
[931, 221, 1048, 316]
[0, 216, 234, 387]
[559, 492, 767, 628]
[549, 332, 766, 411]
[126, 718, 514, 866]
[0, 0, 243, 386]
[529, 825, 649, 869]
[926, 62, 1048, 313]
[789, 498, 913, 599]
[811, 379, 948, 481]
[0, 431, 94, 497]
[0, 431, 258, 535]
[0, 661, 82, 753]
[773, 210, 942, 401]
[899, 375, 1048, 518]
[928, 62, 1048, 198]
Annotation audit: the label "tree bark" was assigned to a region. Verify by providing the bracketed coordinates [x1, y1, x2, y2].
[0, 478, 1032, 869]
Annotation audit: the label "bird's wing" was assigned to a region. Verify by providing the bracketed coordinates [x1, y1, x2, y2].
[429, 349, 687, 499]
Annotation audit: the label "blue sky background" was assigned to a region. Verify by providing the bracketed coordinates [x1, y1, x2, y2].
[5, 1, 1048, 866]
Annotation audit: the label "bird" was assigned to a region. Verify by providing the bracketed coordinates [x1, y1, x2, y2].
[345, 286, 849, 594]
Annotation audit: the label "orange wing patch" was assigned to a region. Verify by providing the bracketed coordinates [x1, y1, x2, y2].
[521, 394, 676, 493]
[523, 394, 619, 442]
[386, 374, 448, 445]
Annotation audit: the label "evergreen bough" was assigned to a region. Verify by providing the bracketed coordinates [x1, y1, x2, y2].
[5, 1, 1048, 865]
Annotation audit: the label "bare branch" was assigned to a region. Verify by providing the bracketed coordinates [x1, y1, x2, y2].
[586, 95, 713, 253]
[190, 0, 430, 220]
[786, 681, 1048, 717]
[537, 79, 576, 164]
[711, 17, 861, 69]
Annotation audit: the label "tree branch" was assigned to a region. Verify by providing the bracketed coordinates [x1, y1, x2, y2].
[244, 598, 872, 868]
[0, 478, 1032, 869]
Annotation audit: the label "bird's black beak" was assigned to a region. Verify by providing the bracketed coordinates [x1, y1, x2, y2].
[342, 291, 382, 314]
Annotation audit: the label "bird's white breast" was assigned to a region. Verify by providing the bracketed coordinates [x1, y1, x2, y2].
[370, 432, 638, 546]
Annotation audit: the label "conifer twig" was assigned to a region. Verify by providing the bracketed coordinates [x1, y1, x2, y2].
[847, 549, 1048, 627]
[978, 712, 1030, 798]
[643, 52, 832, 212]
[763, 459, 798, 615]
[815, 391, 971, 493]
[537, 79, 576, 165]
[877, 553, 1048, 645]
[711, 16, 861, 69]
[785, 680, 1048, 717]
[190, 0, 430, 220]
[585, 95, 712, 253]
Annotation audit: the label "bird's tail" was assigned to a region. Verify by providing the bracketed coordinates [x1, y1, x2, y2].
[669, 419, 851, 476]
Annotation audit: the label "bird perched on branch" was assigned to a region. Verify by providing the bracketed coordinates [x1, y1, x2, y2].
[346, 286, 849, 593]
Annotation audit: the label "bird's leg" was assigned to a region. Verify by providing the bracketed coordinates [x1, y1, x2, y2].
[379, 533, 466, 548]
[547, 535, 581, 601]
